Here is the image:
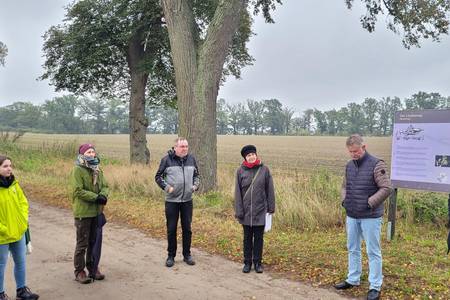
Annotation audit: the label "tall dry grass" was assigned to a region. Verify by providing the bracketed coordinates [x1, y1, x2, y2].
[25, 156, 345, 230]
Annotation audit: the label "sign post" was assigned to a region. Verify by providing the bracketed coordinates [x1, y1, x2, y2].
[387, 188, 397, 241]
[447, 193, 450, 229]
[447, 194, 450, 254]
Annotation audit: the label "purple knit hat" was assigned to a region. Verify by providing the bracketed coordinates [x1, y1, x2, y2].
[78, 143, 95, 155]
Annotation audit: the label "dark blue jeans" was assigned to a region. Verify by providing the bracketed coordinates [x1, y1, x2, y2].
[165, 201, 193, 258]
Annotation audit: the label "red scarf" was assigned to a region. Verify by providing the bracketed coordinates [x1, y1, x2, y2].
[243, 159, 261, 168]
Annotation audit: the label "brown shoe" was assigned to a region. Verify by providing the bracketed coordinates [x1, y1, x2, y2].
[75, 270, 92, 284]
[89, 270, 105, 281]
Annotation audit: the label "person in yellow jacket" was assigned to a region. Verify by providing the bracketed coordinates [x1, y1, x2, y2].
[0, 155, 39, 300]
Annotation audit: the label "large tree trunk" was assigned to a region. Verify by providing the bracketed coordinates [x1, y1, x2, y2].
[163, 0, 245, 192]
[127, 34, 150, 164]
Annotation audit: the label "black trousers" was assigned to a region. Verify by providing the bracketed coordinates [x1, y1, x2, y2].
[243, 225, 264, 264]
[165, 201, 193, 258]
[74, 217, 97, 275]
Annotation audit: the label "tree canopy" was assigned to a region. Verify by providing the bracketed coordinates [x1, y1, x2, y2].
[41, 0, 174, 104]
[0, 42, 7, 66]
[347, 0, 450, 48]
[41, 0, 178, 164]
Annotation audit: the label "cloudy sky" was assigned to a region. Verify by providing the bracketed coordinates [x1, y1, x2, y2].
[1, 0, 450, 112]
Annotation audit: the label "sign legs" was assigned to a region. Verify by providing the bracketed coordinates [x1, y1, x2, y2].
[387, 188, 398, 241]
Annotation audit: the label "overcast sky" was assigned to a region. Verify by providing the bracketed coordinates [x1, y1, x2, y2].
[1, 0, 450, 112]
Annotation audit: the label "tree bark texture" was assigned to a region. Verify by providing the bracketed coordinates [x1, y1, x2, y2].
[127, 33, 150, 165]
[163, 0, 246, 191]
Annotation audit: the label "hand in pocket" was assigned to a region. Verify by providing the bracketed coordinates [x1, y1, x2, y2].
[168, 186, 174, 193]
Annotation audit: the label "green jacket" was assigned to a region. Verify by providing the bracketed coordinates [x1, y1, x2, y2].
[0, 180, 28, 245]
[70, 165, 109, 218]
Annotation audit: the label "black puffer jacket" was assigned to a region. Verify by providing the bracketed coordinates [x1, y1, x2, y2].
[234, 163, 275, 226]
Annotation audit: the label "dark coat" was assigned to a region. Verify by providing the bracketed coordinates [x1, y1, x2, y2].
[234, 163, 275, 226]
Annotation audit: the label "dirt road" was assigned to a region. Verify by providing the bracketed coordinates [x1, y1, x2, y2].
[4, 202, 349, 299]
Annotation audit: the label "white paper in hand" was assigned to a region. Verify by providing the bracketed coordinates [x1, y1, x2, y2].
[264, 213, 272, 232]
[26, 242, 33, 255]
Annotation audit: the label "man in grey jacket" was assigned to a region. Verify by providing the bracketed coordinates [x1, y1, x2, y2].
[155, 137, 200, 267]
[334, 134, 392, 300]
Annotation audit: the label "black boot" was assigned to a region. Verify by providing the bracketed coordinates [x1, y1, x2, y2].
[166, 256, 175, 267]
[0, 292, 10, 300]
[242, 263, 251, 273]
[254, 262, 263, 273]
[183, 255, 196, 266]
[16, 286, 39, 300]
[334, 280, 356, 290]
[367, 289, 381, 300]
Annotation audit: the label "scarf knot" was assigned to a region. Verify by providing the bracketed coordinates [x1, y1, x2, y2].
[76, 155, 100, 185]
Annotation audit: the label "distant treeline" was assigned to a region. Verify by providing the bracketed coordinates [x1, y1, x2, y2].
[0, 91, 449, 135]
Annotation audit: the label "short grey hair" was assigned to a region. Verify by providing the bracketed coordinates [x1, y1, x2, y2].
[174, 137, 188, 146]
[346, 134, 364, 146]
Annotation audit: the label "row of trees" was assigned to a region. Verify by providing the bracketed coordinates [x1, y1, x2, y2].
[304, 92, 450, 136]
[0, 95, 128, 134]
[0, 93, 178, 134]
[1, 91, 449, 136]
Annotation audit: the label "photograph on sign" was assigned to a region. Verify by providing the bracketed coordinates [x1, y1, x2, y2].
[435, 155, 450, 168]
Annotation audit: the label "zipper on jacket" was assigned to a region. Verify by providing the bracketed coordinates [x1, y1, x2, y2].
[250, 169, 254, 227]
[250, 183, 253, 227]
[181, 159, 185, 201]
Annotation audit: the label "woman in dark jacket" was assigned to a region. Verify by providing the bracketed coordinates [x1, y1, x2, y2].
[234, 145, 275, 273]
